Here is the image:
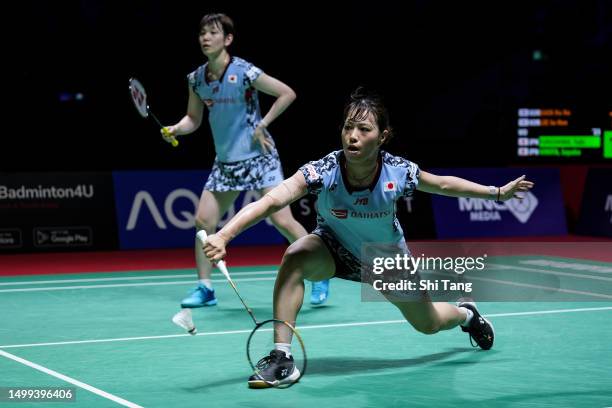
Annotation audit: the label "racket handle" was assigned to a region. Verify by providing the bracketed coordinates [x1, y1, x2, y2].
[196, 229, 208, 243]
[195, 230, 231, 281]
[161, 127, 179, 147]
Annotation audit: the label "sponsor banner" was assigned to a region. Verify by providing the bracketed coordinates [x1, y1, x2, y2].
[33, 226, 93, 248]
[0, 172, 118, 252]
[0, 229, 22, 249]
[430, 168, 567, 238]
[112, 171, 285, 249]
[577, 168, 612, 237]
[290, 195, 318, 233]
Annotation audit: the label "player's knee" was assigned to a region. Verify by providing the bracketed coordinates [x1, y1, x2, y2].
[281, 242, 316, 274]
[282, 244, 306, 268]
[195, 215, 217, 232]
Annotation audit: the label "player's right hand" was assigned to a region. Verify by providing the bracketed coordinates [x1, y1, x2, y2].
[161, 126, 177, 144]
[203, 233, 227, 263]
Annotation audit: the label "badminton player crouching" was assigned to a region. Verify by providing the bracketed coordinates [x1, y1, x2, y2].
[202, 88, 535, 388]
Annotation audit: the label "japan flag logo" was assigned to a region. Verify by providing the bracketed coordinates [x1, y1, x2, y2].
[383, 181, 396, 192]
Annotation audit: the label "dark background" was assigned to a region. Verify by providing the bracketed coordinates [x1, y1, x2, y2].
[7, 0, 612, 173]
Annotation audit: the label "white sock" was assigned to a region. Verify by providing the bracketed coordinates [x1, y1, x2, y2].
[459, 307, 474, 327]
[198, 279, 213, 290]
[275, 343, 292, 357]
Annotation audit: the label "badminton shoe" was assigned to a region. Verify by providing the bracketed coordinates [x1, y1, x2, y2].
[310, 279, 329, 306]
[458, 301, 494, 350]
[172, 309, 197, 335]
[180, 284, 217, 308]
[248, 350, 300, 388]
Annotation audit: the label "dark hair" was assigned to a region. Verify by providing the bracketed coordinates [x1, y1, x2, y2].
[343, 87, 394, 144]
[199, 13, 235, 37]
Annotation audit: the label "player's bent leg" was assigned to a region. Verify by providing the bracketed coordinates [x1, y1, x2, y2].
[248, 234, 334, 389]
[261, 187, 331, 306]
[385, 294, 494, 350]
[273, 234, 335, 336]
[385, 295, 446, 335]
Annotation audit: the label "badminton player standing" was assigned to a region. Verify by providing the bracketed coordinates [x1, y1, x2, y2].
[202, 88, 535, 388]
[164, 13, 331, 312]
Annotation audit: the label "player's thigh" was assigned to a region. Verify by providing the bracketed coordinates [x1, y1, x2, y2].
[281, 234, 335, 282]
[195, 190, 240, 230]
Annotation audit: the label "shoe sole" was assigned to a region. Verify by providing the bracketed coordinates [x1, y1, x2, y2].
[479, 316, 495, 350]
[180, 299, 218, 308]
[248, 368, 301, 389]
[310, 298, 328, 307]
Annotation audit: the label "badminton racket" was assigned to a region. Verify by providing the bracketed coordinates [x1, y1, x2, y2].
[128, 77, 179, 147]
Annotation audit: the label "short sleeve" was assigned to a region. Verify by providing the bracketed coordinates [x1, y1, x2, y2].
[187, 66, 204, 93]
[299, 162, 324, 195]
[244, 63, 263, 85]
[402, 161, 420, 197]
[298, 152, 339, 195]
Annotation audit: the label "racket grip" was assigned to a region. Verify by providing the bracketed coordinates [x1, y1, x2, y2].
[196, 230, 209, 243]
[161, 127, 179, 147]
[196, 231, 231, 280]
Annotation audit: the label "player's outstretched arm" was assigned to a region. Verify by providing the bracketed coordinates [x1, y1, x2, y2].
[204, 171, 308, 261]
[417, 171, 534, 201]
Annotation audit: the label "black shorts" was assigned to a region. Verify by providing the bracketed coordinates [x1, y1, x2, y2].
[311, 227, 364, 282]
[311, 227, 425, 300]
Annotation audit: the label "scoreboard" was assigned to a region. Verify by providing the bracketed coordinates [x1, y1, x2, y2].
[516, 107, 612, 160]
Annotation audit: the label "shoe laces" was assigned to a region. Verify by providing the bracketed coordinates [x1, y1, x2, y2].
[255, 350, 284, 370]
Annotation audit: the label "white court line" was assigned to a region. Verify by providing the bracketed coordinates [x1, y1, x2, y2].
[0, 349, 142, 407]
[425, 269, 612, 300]
[1, 306, 611, 349]
[490, 263, 612, 283]
[0, 277, 276, 293]
[0, 270, 277, 286]
[465, 275, 612, 299]
[2, 270, 609, 299]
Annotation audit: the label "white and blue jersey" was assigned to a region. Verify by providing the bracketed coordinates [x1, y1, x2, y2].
[299, 150, 420, 266]
[188, 57, 270, 163]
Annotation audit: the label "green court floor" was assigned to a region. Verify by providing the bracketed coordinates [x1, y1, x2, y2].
[1, 258, 611, 407]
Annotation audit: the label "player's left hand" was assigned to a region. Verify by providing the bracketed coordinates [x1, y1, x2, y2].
[499, 175, 535, 201]
[253, 125, 274, 154]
